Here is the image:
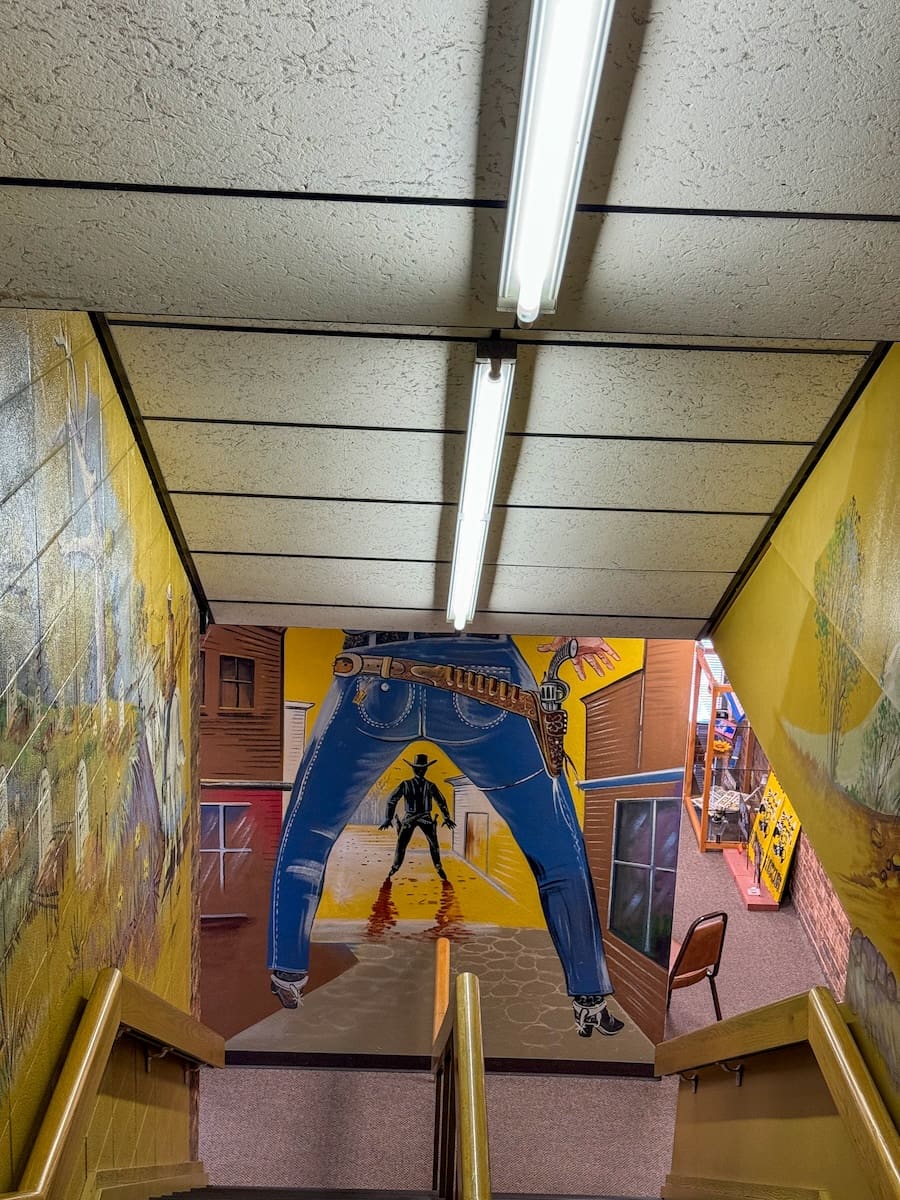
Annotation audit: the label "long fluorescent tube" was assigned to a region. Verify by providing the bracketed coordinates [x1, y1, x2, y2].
[498, 0, 616, 324]
[447, 345, 517, 630]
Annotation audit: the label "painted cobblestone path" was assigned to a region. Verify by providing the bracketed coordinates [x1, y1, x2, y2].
[230, 829, 652, 1065]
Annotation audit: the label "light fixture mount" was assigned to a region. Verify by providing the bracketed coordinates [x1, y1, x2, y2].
[476, 338, 519, 369]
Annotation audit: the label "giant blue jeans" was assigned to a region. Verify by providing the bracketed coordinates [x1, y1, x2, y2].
[268, 636, 613, 996]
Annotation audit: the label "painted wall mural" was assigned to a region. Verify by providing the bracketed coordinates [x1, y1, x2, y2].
[200, 628, 694, 1067]
[0, 311, 197, 1187]
[715, 346, 900, 1120]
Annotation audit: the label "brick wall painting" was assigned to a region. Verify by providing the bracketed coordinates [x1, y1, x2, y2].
[791, 832, 852, 999]
[0, 310, 197, 1189]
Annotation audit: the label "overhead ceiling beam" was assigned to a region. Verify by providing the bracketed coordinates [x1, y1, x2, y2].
[90, 311, 214, 630]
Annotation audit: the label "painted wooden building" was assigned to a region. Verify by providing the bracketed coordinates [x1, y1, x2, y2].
[199, 625, 286, 1038]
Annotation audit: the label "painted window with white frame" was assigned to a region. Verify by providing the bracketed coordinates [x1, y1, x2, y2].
[609, 796, 680, 968]
[200, 801, 252, 916]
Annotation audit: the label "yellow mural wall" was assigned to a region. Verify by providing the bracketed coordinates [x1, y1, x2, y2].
[715, 346, 900, 1117]
[0, 311, 197, 1189]
[283, 629, 644, 925]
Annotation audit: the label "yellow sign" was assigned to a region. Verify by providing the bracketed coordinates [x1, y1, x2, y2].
[748, 771, 801, 902]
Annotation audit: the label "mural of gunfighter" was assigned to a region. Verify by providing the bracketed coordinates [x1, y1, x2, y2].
[268, 631, 625, 1038]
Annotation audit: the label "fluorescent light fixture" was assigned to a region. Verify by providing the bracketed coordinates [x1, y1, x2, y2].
[498, 0, 616, 324]
[447, 343, 517, 630]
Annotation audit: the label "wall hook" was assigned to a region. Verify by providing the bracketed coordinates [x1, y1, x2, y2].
[719, 1059, 744, 1087]
[145, 1044, 172, 1073]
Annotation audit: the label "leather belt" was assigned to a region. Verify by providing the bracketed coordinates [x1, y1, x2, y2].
[333, 651, 568, 778]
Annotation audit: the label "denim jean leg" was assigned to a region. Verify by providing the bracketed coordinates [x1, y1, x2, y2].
[268, 680, 414, 972]
[420, 675, 613, 997]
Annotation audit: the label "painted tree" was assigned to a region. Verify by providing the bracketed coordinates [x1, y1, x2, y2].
[853, 696, 900, 816]
[814, 497, 863, 779]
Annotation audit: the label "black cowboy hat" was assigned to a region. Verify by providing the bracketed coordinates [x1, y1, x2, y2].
[404, 753, 437, 769]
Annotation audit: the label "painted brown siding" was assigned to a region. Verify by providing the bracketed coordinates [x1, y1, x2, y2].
[639, 640, 695, 772]
[583, 671, 642, 780]
[199, 626, 285, 780]
[580, 646, 693, 1046]
[199, 785, 284, 1037]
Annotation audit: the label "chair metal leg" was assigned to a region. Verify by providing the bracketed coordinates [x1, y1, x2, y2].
[709, 975, 722, 1021]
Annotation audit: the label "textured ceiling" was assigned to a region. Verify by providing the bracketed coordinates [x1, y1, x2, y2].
[1, 0, 896, 635]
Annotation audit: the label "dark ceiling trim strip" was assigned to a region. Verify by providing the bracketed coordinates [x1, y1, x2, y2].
[207, 598, 707, 620]
[2, 176, 897, 223]
[196, 550, 450, 564]
[169, 488, 770, 517]
[702, 340, 892, 639]
[90, 312, 213, 629]
[144, 414, 815, 448]
[108, 317, 871, 356]
[193, 549, 733, 577]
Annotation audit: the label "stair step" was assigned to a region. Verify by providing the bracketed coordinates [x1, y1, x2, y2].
[157, 1191, 653, 1200]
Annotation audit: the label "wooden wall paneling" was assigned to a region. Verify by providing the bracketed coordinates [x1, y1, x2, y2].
[199, 626, 285, 780]
[639, 640, 696, 773]
[583, 671, 643, 781]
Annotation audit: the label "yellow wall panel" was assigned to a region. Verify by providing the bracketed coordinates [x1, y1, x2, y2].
[0, 311, 198, 1189]
[715, 346, 900, 1121]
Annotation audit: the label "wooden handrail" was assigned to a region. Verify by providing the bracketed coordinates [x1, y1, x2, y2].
[454, 974, 491, 1200]
[655, 991, 812, 1076]
[433, 935, 451, 1045]
[432, 940, 491, 1200]
[432, 1001, 455, 1069]
[807, 987, 900, 1200]
[2, 968, 224, 1200]
[655, 987, 899, 1200]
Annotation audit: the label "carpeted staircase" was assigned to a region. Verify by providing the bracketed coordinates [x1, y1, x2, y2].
[159, 1188, 653, 1200]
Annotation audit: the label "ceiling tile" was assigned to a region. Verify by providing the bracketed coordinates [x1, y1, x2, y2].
[199, 553, 439, 609]
[0, 0, 496, 196]
[200, 551, 727, 619]
[0, 187, 503, 328]
[116, 325, 864, 443]
[494, 509, 767, 572]
[2, 189, 896, 338]
[482, 564, 728, 618]
[515, 344, 863, 440]
[115, 327, 475, 428]
[175, 495, 767, 574]
[151, 423, 461, 502]
[3, 0, 893, 216]
[150, 420, 809, 513]
[498, 438, 810, 512]
[553, 212, 900, 340]
[590, 0, 898, 212]
[176, 494, 446, 559]
[209, 601, 706, 640]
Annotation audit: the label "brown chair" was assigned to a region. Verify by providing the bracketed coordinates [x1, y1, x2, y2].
[667, 911, 728, 1021]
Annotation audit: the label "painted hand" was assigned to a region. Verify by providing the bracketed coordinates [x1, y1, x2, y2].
[443, 818, 457, 830]
[537, 635, 621, 681]
[378, 819, 393, 830]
